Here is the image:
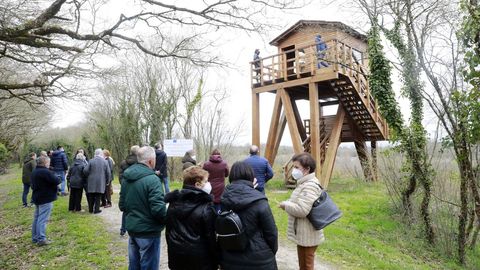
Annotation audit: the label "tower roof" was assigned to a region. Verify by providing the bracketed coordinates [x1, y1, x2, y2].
[269, 20, 368, 46]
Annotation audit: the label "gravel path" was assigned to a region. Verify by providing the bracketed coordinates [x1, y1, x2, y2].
[98, 184, 335, 270]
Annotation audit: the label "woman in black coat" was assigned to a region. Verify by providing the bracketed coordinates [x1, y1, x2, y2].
[165, 166, 218, 270]
[67, 153, 87, 211]
[220, 161, 278, 270]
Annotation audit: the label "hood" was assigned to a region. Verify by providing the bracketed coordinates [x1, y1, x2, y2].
[182, 154, 196, 165]
[73, 159, 86, 166]
[125, 154, 137, 165]
[164, 186, 212, 219]
[209, 155, 223, 163]
[123, 163, 155, 182]
[221, 180, 266, 211]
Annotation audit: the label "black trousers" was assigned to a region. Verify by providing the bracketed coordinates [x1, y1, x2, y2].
[87, 192, 102, 213]
[68, 188, 83, 211]
[101, 183, 112, 206]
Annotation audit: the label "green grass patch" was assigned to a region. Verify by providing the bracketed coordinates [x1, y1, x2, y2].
[0, 166, 127, 270]
[266, 176, 480, 270]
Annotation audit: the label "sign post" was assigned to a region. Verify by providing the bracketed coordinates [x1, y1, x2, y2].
[163, 139, 194, 157]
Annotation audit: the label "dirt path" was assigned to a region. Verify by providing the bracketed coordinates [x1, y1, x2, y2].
[99, 185, 334, 270]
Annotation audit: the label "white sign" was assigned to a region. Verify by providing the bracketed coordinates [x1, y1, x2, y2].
[163, 139, 194, 157]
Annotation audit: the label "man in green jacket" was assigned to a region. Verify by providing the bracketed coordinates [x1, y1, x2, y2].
[119, 146, 166, 270]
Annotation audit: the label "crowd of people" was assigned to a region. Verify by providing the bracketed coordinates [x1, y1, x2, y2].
[23, 143, 325, 270]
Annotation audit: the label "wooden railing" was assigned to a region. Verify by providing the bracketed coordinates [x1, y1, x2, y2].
[251, 39, 389, 139]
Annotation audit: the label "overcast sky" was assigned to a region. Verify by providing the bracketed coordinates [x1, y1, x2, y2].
[50, 0, 441, 146]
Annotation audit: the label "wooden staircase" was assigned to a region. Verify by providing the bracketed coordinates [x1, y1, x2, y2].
[254, 38, 388, 188]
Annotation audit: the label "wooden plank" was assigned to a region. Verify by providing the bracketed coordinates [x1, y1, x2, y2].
[320, 106, 345, 188]
[252, 92, 260, 147]
[309, 82, 322, 180]
[279, 88, 303, 154]
[265, 93, 282, 164]
[272, 112, 287, 162]
[291, 96, 307, 142]
[253, 71, 339, 93]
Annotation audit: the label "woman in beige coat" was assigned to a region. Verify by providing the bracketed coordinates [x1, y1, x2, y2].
[279, 152, 324, 270]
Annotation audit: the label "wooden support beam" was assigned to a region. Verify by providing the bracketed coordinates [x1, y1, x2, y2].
[253, 71, 339, 93]
[291, 96, 307, 142]
[279, 88, 303, 154]
[354, 140, 374, 182]
[272, 112, 287, 162]
[371, 140, 378, 181]
[252, 92, 260, 147]
[320, 106, 345, 188]
[265, 93, 282, 164]
[309, 82, 322, 180]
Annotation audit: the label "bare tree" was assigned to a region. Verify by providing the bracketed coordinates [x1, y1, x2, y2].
[0, 0, 308, 104]
[192, 87, 244, 161]
[355, 0, 480, 263]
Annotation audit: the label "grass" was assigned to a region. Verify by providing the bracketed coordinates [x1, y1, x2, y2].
[265, 176, 480, 270]
[2, 166, 480, 269]
[0, 166, 126, 270]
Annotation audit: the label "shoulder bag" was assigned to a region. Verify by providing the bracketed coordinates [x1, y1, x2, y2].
[307, 184, 342, 230]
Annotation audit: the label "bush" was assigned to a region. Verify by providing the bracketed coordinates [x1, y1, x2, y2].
[0, 143, 9, 174]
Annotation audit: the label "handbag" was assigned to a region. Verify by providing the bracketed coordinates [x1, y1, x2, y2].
[307, 184, 342, 230]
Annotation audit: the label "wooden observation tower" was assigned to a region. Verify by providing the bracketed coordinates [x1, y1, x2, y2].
[250, 20, 389, 188]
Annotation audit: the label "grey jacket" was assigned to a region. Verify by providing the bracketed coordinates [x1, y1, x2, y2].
[83, 156, 111, 193]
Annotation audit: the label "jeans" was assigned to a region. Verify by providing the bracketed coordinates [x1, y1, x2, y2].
[128, 236, 161, 270]
[22, 183, 32, 206]
[53, 171, 66, 193]
[32, 202, 53, 243]
[161, 177, 170, 193]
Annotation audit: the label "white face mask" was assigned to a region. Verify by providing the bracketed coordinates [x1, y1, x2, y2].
[291, 168, 304, 180]
[191, 155, 196, 160]
[201, 181, 212, 194]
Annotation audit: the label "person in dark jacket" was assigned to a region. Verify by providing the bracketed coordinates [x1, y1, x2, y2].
[182, 149, 197, 170]
[74, 148, 89, 161]
[118, 145, 139, 236]
[31, 156, 62, 246]
[83, 149, 111, 214]
[220, 161, 278, 270]
[21, 152, 37, 207]
[119, 145, 139, 184]
[165, 166, 218, 270]
[244, 145, 274, 193]
[50, 146, 69, 196]
[67, 153, 87, 212]
[119, 146, 167, 270]
[154, 143, 169, 193]
[101, 149, 114, 208]
[202, 149, 229, 213]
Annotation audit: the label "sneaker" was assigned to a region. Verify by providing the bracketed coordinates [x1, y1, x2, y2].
[93, 210, 102, 214]
[37, 239, 52, 246]
[104, 204, 112, 208]
[120, 230, 126, 236]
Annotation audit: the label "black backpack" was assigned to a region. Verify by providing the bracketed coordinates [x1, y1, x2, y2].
[215, 210, 247, 251]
